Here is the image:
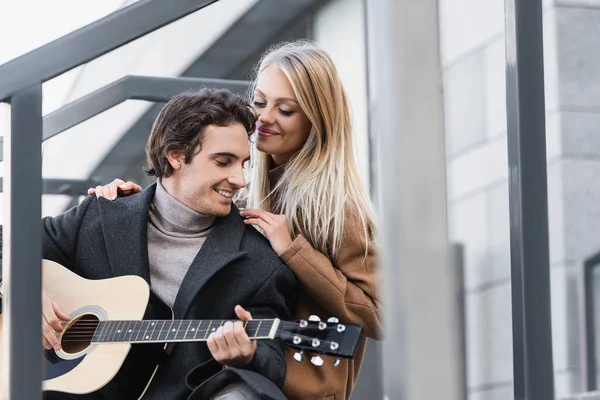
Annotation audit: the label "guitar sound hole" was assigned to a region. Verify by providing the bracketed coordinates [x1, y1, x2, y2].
[61, 314, 99, 354]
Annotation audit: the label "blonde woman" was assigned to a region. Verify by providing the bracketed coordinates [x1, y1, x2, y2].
[91, 40, 381, 400]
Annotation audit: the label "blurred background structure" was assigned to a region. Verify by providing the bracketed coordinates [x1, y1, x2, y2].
[1, 0, 600, 399]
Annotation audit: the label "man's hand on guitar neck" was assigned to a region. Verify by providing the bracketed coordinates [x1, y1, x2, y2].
[207, 305, 258, 368]
[42, 289, 71, 351]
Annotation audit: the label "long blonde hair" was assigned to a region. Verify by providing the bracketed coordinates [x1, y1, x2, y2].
[247, 40, 375, 259]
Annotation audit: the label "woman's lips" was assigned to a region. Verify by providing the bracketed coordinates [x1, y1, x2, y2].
[257, 127, 278, 136]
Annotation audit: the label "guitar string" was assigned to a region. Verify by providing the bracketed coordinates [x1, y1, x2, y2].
[56, 320, 336, 329]
[58, 331, 344, 354]
[56, 321, 338, 337]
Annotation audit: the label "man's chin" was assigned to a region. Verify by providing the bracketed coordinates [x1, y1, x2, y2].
[212, 204, 232, 217]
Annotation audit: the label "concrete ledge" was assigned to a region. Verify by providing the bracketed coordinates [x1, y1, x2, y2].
[561, 392, 600, 400]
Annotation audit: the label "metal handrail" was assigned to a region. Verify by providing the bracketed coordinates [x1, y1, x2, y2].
[0, 75, 250, 161]
[0, 0, 219, 102]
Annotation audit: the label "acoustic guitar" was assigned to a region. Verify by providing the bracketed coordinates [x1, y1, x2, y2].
[0, 260, 363, 399]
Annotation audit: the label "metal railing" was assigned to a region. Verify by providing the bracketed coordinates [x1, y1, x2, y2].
[581, 250, 600, 391]
[0, 1, 226, 398]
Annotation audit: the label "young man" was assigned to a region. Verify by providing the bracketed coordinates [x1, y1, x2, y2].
[2, 89, 297, 399]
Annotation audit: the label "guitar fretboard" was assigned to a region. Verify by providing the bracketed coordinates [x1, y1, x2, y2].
[90, 319, 279, 344]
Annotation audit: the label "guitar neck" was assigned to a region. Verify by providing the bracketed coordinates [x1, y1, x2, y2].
[90, 319, 280, 344]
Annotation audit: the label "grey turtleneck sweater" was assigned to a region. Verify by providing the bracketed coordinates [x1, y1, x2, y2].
[148, 180, 215, 307]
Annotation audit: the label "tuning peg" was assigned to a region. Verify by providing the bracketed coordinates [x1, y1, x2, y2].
[293, 335, 302, 345]
[318, 321, 327, 330]
[330, 342, 339, 351]
[293, 351, 305, 363]
[327, 317, 339, 323]
[311, 355, 324, 366]
[337, 324, 346, 332]
[299, 319, 308, 328]
[308, 315, 321, 322]
[334, 357, 341, 368]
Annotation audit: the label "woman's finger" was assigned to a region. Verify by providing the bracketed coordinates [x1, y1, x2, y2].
[243, 217, 271, 235]
[240, 209, 277, 224]
[122, 181, 143, 193]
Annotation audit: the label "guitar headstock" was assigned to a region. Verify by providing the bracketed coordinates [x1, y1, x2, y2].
[277, 315, 364, 367]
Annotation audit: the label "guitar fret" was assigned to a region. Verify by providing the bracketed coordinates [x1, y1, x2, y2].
[144, 320, 158, 340]
[253, 320, 262, 338]
[92, 321, 106, 343]
[182, 320, 193, 340]
[151, 320, 165, 341]
[132, 321, 142, 342]
[85, 318, 277, 343]
[175, 320, 187, 340]
[105, 321, 116, 343]
[167, 320, 182, 341]
[193, 320, 202, 340]
[125, 321, 136, 342]
[140, 320, 149, 341]
[204, 320, 213, 339]
[112, 321, 124, 342]
[161, 320, 174, 341]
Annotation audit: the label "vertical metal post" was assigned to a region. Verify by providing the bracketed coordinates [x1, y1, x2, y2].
[2, 85, 43, 399]
[581, 257, 600, 391]
[504, 0, 555, 399]
[366, 0, 462, 399]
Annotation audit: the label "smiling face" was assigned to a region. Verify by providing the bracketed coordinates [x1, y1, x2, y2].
[161, 123, 250, 216]
[252, 65, 312, 166]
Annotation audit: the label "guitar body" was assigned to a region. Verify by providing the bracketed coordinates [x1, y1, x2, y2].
[0, 260, 365, 399]
[3, 260, 173, 399]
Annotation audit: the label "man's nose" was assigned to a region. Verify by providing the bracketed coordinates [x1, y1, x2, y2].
[229, 166, 247, 189]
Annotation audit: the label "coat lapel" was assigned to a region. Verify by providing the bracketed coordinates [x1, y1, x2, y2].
[172, 204, 247, 318]
[97, 184, 157, 283]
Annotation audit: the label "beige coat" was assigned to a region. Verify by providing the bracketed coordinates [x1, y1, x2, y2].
[279, 205, 381, 400]
[239, 165, 382, 399]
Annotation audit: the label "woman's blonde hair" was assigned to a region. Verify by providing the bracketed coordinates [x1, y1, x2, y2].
[246, 40, 375, 259]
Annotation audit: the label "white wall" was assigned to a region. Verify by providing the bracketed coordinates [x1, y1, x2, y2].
[313, 0, 371, 193]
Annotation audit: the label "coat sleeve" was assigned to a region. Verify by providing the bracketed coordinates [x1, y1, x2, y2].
[279, 204, 382, 339]
[0, 196, 94, 294]
[240, 261, 298, 388]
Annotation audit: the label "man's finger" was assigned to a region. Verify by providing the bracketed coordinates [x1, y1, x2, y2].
[222, 321, 239, 348]
[234, 321, 252, 347]
[42, 321, 60, 350]
[52, 301, 71, 322]
[213, 326, 228, 350]
[207, 332, 220, 356]
[235, 305, 253, 321]
[42, 299, 63, 332]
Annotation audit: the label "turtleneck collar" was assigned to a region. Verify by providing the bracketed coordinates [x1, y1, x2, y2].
[150, 179, 216, 237]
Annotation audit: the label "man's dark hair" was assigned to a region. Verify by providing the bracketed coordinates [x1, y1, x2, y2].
[145, 88, 256, 178]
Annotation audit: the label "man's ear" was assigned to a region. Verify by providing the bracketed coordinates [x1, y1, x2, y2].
[166, 150, 185, 170]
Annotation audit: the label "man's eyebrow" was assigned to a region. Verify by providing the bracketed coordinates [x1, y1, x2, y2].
[254, 89, 298, 104]
[212, 152, 251, 162]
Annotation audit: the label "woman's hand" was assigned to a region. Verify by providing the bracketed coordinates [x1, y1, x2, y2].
[239, 209, 293, 255]
[87, 179, 142, 200]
